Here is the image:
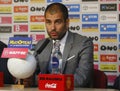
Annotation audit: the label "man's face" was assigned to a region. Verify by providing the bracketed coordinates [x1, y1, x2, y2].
[45, 11, 69, 40]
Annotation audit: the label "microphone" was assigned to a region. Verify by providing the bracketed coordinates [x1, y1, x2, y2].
[35, 38, 50, 56]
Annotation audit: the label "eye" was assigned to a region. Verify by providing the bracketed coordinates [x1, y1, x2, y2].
[46, 20, 51, 25]
[55, 20, 62, 25]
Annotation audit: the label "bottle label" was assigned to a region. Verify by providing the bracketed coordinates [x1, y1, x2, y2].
[52, 56, 59, 68]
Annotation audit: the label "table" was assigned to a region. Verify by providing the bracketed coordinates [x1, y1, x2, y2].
[0, 85, 119, 91]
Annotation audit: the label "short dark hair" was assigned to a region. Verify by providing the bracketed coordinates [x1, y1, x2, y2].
[44, 3, 68, 20]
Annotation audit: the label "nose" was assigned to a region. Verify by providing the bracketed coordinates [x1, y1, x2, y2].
[51, 23, 55, 30]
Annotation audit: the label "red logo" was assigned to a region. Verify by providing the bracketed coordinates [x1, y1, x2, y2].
[1, 48, 28, 58]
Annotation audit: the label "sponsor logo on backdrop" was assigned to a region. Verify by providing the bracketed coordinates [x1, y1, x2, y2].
[0, 26, 12, 33]
[47, 0, 62, 2]
[14, 35, 28, 37]
[65, 4, 80, 12]
[30, 34, 45, 42]
[8, 37, 32, 49]
[82, 0, 98, 1]
[88, 36, 99, 41]
[100, 4, 117, 11]
[100, 13, 117, 22]
[100, 34, 117, 42]
[14, 0, 29, 3]
[100, 24, 117, 32]
[94, 53, 99, 62]
[0, 0, 12, 4]
[69, 25, 80, 31]
[14, 15, 28, 23]
[0, 16, 12, 24]
[30, 15, 44, 22]
[100, 54, 117, 62]
[30, 0, 45, 3]
[100, 0, 117, 2]
[82, 14, 98, 22]
[14, 24, 28, 32]
[69, 14, 80, 22]
[30, 6, 45, 12]
[100, 64, 117, 72]
[100, 45, 117, 51]
[81, 4, 99, 12]
[0, 6, 12, 14]
[30, 24, 45, 32]
[82, 24, 98, 32]
[63, 0, 79, 2]
[14, 6, 28, 13]
[94, 44, 98, 51]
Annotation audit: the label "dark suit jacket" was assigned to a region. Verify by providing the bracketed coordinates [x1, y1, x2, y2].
[34, 31, 93, 87]
[0, 41, 14, 84]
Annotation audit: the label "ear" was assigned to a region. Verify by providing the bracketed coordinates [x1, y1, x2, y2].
[66, 19, 69, 28]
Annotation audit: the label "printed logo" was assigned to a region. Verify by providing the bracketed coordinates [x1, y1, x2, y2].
[69, 25, 80, 31]
[0, 16, 12, 24]
[0, 0, 12, 4]
[100, 54, 117, 62]
[30, 15, 44, 22]
[14, 0, 29, 3]
[81, 4, 99, 12]
[0, 6, 12, 14]
[82, 14, 98, 22]
[14, 15, 28, 23]
[30, 6, 45, 12]
[45, 83, 57, 88]
[82, 24, 98, 32]
[1, 48, 28, 58]
[14, 6, 28, 13]
[100, 45, 117, 51]
[100, 24, 117, 32]
[82, 0, 98, 1]
[100, 4, 117, 11]
[65, 4, 80, 12]
[100, 0, 117, 1]
[30, 34, 45, 42]
[100, 64, 117, 72]
[0, 26, 12, 33]
[88, 36, 99, 41]
[30, 24, 45, 32]
[47, 0, 62, 3]
[14, 24, 28, 32]
[8, 37, 32, 49]
[69, 14, 80, 22]
[100, 34, 117, 42]
[100, 13, 117, 22]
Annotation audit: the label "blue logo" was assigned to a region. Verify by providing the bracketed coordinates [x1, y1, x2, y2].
[8, 37, 32, 49]
[100, 24, 117, 32]
[52, 56, 59, 68]
[65, 4, 80, 12]
[47, 0, 62, 3]
[82, 14, 98, 22]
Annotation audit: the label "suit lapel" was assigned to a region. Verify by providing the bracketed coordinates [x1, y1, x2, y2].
[62, 31, 73, 73]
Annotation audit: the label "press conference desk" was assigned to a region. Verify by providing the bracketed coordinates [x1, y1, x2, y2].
[0, 85, 119, 91]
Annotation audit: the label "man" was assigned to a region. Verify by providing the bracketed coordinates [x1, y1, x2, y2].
[34, 3, 93, 87]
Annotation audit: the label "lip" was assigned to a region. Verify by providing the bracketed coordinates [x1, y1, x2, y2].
[50, 32, 57, 36]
